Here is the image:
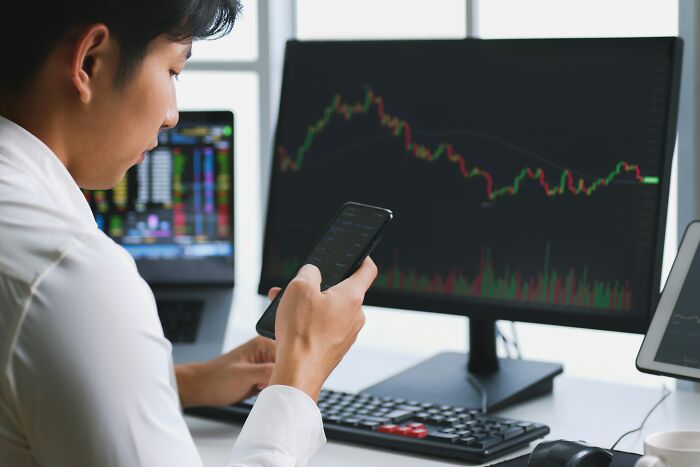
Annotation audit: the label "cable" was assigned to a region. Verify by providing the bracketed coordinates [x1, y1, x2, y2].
[495, 322, 522, 359]
[466, 373, 488, 414]
[609, 384, 671, 450]
[496, 324, 513, 359]
[509, 321, 523, 359]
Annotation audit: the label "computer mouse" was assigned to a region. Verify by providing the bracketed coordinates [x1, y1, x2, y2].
[527, 439, 614, 467]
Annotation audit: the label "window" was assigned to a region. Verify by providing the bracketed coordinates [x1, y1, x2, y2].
[477, 0, 678, 38]
[296, 0, 467, 39]
[190, 0, 259, 61]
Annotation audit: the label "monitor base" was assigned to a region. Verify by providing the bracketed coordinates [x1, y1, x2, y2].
[361, 351, 563, 412]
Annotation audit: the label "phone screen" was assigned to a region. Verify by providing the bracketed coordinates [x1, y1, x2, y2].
[256, 202, 393, 339]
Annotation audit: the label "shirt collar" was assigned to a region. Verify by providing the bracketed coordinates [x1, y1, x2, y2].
[0, 115, 97, 229]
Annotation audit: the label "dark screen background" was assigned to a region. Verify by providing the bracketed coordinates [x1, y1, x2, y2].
[260, 38, 679, 330]
[257, 203, 391, 334]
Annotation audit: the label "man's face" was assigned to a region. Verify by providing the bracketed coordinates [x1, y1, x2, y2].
[70, 36, 190, 190]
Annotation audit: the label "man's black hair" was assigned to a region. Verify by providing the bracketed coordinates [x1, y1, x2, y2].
[0, 0, 242, 92]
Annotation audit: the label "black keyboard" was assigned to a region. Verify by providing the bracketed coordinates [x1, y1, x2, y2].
[187, 388, 549, 463]
[156, 300, 204, 343]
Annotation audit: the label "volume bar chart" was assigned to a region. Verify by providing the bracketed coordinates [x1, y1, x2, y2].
[268, 243, 632, 312]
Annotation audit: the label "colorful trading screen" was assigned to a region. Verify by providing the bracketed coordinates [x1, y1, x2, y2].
[84, 111, 234, 284]
[260, 39, 679, 329]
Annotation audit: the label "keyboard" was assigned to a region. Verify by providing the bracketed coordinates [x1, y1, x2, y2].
[156, 300, 204, 343]
[187, 388, 550, 463]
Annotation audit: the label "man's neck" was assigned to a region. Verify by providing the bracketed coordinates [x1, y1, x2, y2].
[0, 91, 70, 169]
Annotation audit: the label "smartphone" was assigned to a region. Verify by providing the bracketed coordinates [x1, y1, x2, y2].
[256, 202, 393, 339]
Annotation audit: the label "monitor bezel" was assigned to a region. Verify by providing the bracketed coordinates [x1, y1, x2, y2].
[258, 38, 683, 334]
[134, 110, 235, 287]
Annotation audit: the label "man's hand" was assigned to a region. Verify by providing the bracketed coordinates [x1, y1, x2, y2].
[175, 335, 276, 408]
[269, 258, 377, 401]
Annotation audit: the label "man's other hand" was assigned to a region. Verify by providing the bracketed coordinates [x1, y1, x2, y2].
[175, 335, 276, 408]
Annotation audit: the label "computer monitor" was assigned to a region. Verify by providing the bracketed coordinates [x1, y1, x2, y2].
[84, 110, 235, 362]
[85, 111, 235, 285]
[259, 38, 681, 410]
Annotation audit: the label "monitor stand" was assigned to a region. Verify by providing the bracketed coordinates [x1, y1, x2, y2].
[361, 318, 563, 412]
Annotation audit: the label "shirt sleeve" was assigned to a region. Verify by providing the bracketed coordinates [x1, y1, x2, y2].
[227, 385, 326, 467]
[7, 234, 326, 467]
[8, 236, 203, 467]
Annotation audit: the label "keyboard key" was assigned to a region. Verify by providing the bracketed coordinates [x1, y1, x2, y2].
[384, 410, 414, 423]
[427, 432, 459, 442]
[355, 415, 390, 424]
[499, 427, 526, 440]
[415, 412, 430, 421]
[396, 405, 422, 412]
[407, 428, 429, 438]
[469, 436, 503, 449]
[378, 424, 399, 434]
[359, 421, 381, 431]
[518, 422, 535, 431]
[457, 436, 477, 446]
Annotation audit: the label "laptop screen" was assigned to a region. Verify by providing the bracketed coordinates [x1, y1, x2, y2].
[84, 111, 235, 285]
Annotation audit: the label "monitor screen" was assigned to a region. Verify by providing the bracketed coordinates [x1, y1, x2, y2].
[85, 111, 235, 285]
[259, 39, 680, 333]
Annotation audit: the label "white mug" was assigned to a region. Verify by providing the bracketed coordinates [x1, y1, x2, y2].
[634, 431, 700, 467]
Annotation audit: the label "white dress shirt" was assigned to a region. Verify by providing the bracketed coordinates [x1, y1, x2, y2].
[0, 116, 325, 466]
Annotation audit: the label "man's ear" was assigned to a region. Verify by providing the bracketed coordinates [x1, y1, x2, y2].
[71, 24, 111, 104]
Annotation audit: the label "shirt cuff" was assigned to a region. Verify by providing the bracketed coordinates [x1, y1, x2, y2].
[228, 385, 326, 466]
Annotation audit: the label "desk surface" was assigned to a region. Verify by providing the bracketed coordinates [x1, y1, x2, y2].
[185, 290, 700, 466]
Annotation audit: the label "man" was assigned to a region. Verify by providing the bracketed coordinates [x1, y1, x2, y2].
[0, 1, 376, 465]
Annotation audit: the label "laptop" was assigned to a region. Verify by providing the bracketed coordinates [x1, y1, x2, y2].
[84, 111, 235, 363]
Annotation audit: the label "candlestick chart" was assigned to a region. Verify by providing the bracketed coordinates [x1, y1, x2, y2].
[260, 39, 676, 320]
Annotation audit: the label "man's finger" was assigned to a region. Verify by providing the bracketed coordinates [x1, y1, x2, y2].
[267, 287, 281, 301]
[247, 362, 275, 386]
[294, 263, 322, 288]
[330, 257, 377, 294]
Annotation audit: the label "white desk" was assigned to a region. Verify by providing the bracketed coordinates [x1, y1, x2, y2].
[186, 290, 700, 466]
